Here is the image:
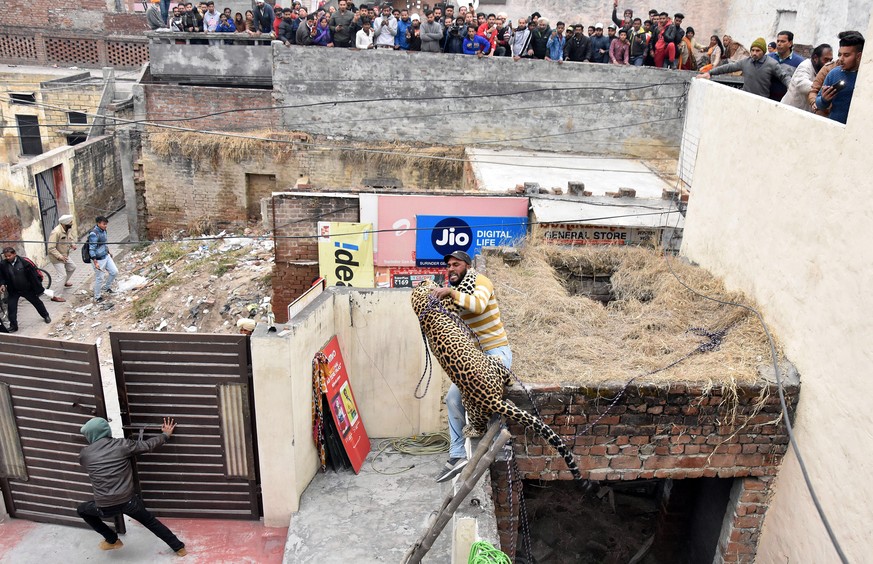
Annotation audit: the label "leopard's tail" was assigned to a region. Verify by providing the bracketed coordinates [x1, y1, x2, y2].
[496, 399, 582, 480]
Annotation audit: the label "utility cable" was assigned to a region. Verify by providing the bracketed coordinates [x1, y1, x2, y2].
[0, 209, 681, 246]
[661, 194, 849, 563]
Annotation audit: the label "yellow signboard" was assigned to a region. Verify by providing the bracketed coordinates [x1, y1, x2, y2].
[317, 222, 375, 287]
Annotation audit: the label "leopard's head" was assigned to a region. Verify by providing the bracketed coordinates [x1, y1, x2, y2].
[411, 279, 441, 317]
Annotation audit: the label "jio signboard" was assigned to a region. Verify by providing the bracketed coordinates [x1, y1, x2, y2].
[414, 215, 528, 267]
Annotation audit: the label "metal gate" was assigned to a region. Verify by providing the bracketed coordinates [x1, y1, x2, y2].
[35, 170, 58, 252]
[0, 334, 109, 527]
[110, 332, 260, 520]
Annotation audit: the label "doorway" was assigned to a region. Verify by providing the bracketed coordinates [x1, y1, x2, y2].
[245, 173, 276, 222]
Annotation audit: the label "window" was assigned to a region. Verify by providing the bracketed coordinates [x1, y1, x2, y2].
[68, 111, 88, 125]
[66, 133, 87, 146]
[16, 115, 43, 156]
[10, 93, 36, 105]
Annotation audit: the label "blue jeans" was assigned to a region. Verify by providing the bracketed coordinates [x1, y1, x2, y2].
[631, 55, 644, 66]
[446, 345, 512, 458]
[160, 0, 170, 24]
[78, 495, 184, 551]
[94, 256, 117, 299]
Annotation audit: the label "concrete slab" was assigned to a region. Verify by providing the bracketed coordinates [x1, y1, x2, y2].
[0, 515, 286, 563]
[468, 148, 673, 198]
[284, 449, 457, 564]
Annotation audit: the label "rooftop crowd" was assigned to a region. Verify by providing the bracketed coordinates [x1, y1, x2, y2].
[146, 0, 863, 124]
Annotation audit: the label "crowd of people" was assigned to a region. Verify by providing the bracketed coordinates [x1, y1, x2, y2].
[146, 0, 715, 65]
[145, 0, 864, 124]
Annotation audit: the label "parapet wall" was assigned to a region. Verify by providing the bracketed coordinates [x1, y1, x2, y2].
[272, 44, 691, 158]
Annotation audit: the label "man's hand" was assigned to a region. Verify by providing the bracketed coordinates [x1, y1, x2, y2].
[162, 417, 177, 436]
[527, 48, 533, 56]
[820, 85, 837, 103]
[614, 0, 619, 7]
[430, 287, 454, 300]
[0, 285, 5, 294]
[697, 72, 711, 80]
[477, 50, 484, 58]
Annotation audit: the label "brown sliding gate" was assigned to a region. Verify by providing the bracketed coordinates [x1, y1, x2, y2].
[0, 335, 109, 527]
[110, 332, 260, 520]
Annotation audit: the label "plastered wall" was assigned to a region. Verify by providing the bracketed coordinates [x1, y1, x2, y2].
[679, 36, 873, 562]
[250, 287, 442, 527]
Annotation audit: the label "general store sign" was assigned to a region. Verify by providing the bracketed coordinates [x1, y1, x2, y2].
[540, 223, 661, 246]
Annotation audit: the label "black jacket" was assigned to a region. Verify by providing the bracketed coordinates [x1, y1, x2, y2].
[0, 257, 44, 296]
[564, 35, 591, 61]
[530, 26, 550, 59]
[80, 434, 169, 507]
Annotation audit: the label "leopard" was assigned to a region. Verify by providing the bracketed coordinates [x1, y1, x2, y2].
[411, 279, 582, 480]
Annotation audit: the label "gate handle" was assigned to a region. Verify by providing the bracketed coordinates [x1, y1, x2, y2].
[121, 424, 157, 440]
[71, 401, 97, 415]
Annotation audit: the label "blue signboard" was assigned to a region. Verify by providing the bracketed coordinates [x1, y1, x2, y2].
[414, 215, 528, 267]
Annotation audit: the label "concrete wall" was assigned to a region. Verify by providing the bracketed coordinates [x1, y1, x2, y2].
[723, 0, 873, 48]
[147, 38, 273, 85]
[0, 135, 123, 264]
[272, 45, 690, 158]
[679, 31, 873, 562]
[68, 135, 125, 236]
[250, 287, 442, 526]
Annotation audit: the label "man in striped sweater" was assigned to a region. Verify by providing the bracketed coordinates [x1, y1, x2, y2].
[431, 250, 513, 483]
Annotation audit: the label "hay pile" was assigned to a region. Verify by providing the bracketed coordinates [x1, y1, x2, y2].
[489, 244, 780, 385]
[336, 142, 466, 180]
[147, 128, 309, 164]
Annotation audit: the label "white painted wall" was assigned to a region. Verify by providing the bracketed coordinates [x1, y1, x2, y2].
[679, 23, 873, 562]
[723, 0, 873, 48]
[251, 287, 443, 527]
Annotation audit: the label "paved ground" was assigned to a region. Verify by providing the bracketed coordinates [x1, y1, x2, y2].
[6, 210, 130, 339]
[0, 515, 286, 563]
[284, 448, 456, 564]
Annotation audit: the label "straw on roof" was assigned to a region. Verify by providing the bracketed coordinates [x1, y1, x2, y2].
[487, 243, 781, 385]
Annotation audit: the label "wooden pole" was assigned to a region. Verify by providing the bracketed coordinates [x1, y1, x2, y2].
[403, 420, 511, 564]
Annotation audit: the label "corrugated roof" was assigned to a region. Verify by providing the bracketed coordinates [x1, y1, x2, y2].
[530, 195, 684, 228]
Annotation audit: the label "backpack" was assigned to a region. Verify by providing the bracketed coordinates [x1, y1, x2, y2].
[21, 257, 43, 282]
[82, 230, 96, 264]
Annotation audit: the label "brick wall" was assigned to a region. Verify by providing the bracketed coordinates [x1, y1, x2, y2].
[142, 84, 277, 132]
[490, 380, 798, 561]
[271, 193, 359, 322]
[70, 136, 125, 237]
[41, 86, 104, 150]
[0, 27, 148, 68]
[0, 8, 145, 35]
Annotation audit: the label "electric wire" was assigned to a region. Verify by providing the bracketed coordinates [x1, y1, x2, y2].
[661, 195, 849, 563]
[0, 210, 681, 246]
[1, 94, 686, 159]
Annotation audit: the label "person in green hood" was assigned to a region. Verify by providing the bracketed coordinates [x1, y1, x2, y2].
[77, 416, 186, 556]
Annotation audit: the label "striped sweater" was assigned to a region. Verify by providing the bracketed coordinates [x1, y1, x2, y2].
[451, 272, 509, 352]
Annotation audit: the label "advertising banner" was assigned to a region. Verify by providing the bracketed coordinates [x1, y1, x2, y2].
[414, 215, 528, 267]
[317, 222, 375, 287]
[320, 336, 370, 474]
[369, 195, 528, 267]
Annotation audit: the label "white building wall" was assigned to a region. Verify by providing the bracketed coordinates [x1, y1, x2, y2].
[679, 21, 873, 563]
[723, 0, 873, 47]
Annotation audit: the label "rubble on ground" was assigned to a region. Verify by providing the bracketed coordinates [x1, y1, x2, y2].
[47, 228, 275, 355]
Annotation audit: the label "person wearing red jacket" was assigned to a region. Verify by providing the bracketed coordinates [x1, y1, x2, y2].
[477, 13, 499, 55]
